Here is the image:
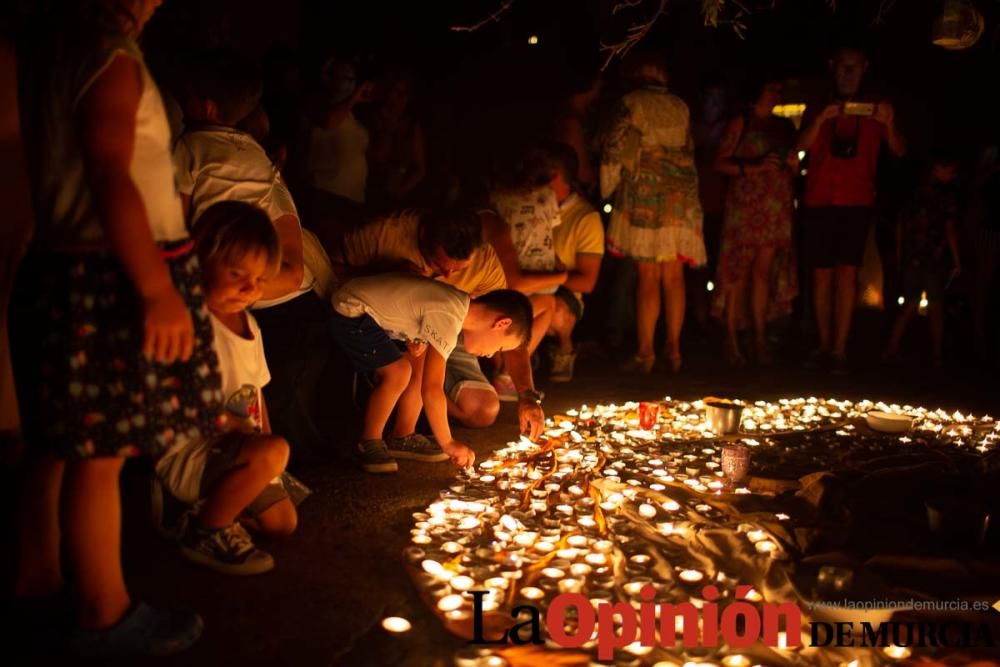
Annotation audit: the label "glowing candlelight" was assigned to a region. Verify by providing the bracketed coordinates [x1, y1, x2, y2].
[437, 594, 464, 612]
[520, 586, 544, 600]
[884, 645, 912, 659]
[381, 616, 411, 633]
[755, 540, 778, 555]
[679, 569, 704, 583]
[449, 575, 474, 591]
[721, 655, 751, 667]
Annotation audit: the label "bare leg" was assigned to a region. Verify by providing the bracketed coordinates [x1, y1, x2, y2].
[198, 436, 290, 530]
[363, 358, 410, 441]
[928, 301, 945, 365]
[527, 294, 556, 355]
[751, 247, 776, 358]
[635, 261, 661, 360]
[885, 301, 918, 356]
[63, 457, 130, 630]
[548, 298, 578, 354]
[253, 498, 298, 537]
[724, 283, 744, 363]
[832, 264, 858, 356]
[390, 350, 426, 438]
[812, 267, 834, 352]
[14, 454, 65, 598]
[661, 260, 685, 363]
[446, 388, 500, 428]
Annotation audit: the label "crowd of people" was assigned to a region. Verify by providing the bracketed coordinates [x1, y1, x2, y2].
[1, 0, 998, 658]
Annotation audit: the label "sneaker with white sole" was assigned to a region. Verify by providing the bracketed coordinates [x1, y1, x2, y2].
[179, 522, 274, 576]
[386, 433, 449, 462]
[492, 373, 518, 402]
[357, 439, 398, 473]
[550, 351, 576, 383]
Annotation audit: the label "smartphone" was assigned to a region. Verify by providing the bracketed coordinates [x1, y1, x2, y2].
[843, 102, 875, 116]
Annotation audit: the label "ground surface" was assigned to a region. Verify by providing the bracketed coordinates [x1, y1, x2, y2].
[8, 320, 1000, 667]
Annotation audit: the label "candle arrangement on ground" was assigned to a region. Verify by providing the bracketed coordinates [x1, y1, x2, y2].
[401, 397, 999, 667]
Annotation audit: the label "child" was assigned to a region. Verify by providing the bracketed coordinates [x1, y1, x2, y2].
[154, 201, 299, 575]
[11, 1, 221, 655]
[330, 274, 532, 473]
[884, 151, 962, 367]
[174, 49, 338, 466]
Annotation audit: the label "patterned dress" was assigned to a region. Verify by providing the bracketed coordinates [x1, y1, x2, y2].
[601, 86, 706, 265]
[711, 115, 799, 326]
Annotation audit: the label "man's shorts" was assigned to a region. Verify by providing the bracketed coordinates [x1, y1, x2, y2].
[554, 286, 584, 322]
[444, 337, 496, 403]
[157, 431, 289, 516]
[802, 206, 874, 269]
[329, 311, 403, 373]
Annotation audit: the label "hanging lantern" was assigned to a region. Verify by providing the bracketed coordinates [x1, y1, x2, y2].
[932, 0, 985, 50]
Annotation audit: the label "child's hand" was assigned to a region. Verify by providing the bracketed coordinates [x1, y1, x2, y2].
[406, 341, 428, 358]
[142, 286, 194, 364]
[441, 440, 475, 468]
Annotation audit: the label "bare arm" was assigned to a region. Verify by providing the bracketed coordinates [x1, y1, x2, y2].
[259, 213, 305, 300]
[502, 347, 544, 440]
[421, 347, 453, 446]
[874, 102, 905, 157]
[562, 254, 602, 294]
[482, 210, 567, 294]
[78, 54, 193, 363]
[797, 104, 840, 152]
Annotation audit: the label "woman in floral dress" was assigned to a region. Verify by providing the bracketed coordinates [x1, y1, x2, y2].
[601, 53, 705, 373]
[712, 76, 799, 365]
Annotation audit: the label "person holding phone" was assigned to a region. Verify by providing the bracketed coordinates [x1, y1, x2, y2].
[797, 45, 905, 374]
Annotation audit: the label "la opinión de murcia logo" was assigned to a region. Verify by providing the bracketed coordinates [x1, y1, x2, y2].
[466, 586, 996, 659]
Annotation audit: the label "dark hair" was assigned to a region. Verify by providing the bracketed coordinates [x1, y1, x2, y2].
[420, 207, 483, 261]
[183, 49, 263, 126]
[193, 201, 281, 276]
[740, 71, 783, 109]
[492, 146, 554, 192]
[475, 289, 534, 348]
[545, 142, 580, 186]
[929, 146, 961, 167]
[623, 49, 668, 87]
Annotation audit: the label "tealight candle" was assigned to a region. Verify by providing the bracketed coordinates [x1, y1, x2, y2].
[678, 569, 704, 583]
[570, 563, 592, 577]
[520, 586, 544, 600]
[883, 645, 912, 660]
[720, 656, 750, 667]
[639, 503, 657, 518]
[382, 616, 411, 633]
[754, 540, 778, 555]
[567, 534, 589, 547]
[437, 594, 465, 612]
[450, 575, 475, 591]
[541, 567, 564, 579]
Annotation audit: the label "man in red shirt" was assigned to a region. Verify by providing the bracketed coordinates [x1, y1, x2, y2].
[798, 46, 905, 372]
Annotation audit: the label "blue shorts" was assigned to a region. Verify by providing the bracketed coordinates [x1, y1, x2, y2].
[329, 311, 403, 373]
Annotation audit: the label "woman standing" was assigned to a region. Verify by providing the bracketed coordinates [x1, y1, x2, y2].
[601, 52, 705, 373]
[712, 76, 798, 365]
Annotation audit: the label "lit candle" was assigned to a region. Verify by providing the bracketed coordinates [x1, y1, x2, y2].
[679, 569, 704, 583]
[520, 586, 544, 600]
[437, 594, 464, 612]
[382, 616, 411, 633]
[883, 645, 912, 660]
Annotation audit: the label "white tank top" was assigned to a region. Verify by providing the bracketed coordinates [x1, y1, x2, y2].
[21, 34, 186, 247]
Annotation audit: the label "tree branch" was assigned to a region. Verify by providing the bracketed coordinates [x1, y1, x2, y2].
[599, 0, 669, 70]
[451, 0, 514, 33]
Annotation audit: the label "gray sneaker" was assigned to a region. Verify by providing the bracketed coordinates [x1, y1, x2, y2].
[386, 433, 449, 462]
[550, 350, 576, 382]
[358, 439, 398, 473]
[70, 602, 203, 657]
[180, 522, 274, 575]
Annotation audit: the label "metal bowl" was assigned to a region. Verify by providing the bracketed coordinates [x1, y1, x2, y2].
[705, 400, 745, 435]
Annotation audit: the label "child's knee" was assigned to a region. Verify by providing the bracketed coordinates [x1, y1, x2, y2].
[261, 436, 290, 475]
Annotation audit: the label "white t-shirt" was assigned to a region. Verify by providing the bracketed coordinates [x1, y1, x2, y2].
[155, 311, 271, 503]
[491, 186, 562, 293]
[332, 274, 470, 359]
[21, 35, 186, 246]
[302, 112, 368, 203]
[172, 125, 314, 308]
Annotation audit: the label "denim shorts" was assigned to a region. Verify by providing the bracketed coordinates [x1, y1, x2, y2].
[329, 311, 403, 373]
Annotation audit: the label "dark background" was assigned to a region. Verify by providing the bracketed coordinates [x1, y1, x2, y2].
[140, 0, 1000, 161]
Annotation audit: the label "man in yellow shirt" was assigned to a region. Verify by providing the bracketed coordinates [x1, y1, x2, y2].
[331, 207, 544, 439]
[547, 144, 605, 381]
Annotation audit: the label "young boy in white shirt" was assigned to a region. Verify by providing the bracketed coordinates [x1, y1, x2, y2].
[330, 274, 532, 473]
[155, 202, 298, 575]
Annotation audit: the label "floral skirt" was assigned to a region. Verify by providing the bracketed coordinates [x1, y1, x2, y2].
[10, 242, 224, 460]
[606, 150, 706, 265]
